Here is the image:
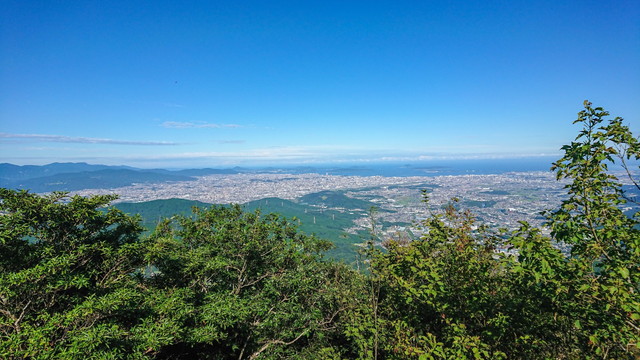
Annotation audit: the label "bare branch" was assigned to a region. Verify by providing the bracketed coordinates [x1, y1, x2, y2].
[247, 329, 309, 360]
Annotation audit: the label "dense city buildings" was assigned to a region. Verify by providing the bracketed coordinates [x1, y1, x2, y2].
[73, 171, 573, 233]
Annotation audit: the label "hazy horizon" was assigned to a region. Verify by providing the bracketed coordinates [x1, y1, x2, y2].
[1, 156, 563, 174]
[2, 153, 563, 169]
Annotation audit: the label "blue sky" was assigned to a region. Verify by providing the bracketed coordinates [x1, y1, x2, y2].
[1, 0, 638, 168]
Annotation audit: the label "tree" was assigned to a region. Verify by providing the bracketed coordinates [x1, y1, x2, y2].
[0, 191, 364, 359]
[119, 205, 363, 359]
[0, 189, 146, 358]
[349, 101, 639, 359]
[351, 197, 541, 359]
[545, 100, 639, 357]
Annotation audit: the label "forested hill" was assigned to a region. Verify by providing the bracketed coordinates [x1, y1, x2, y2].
[0, 162, 136, 181]
[113, 191, 397, 262]
[3, 169, 195, 192]
[113, 198, 213, 226]
[0, 163, 241, 192]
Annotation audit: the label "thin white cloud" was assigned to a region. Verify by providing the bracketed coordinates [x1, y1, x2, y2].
[378, 153, 561, 162]
[161, 121, 243, 129]
[217, 140, 246, 144]
[1, 147, 562, 168]
[103, 150, 561, 166]
[90, 145, 355, 162]
[0, 132, 179, 146]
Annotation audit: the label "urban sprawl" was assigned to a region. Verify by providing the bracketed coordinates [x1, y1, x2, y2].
[72, 170, 637, 255]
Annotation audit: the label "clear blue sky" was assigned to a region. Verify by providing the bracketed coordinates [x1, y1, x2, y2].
[1, 0, 638, 168]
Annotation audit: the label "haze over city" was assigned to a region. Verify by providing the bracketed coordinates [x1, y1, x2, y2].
[1, 0, 638, 168]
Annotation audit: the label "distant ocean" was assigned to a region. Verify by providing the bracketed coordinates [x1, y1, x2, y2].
[261, 157, 560, 177]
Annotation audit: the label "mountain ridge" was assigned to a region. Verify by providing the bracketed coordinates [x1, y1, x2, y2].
[0, 162, 241, 192]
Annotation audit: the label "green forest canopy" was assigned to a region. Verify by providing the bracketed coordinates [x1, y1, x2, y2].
[1, 101, 638, 359]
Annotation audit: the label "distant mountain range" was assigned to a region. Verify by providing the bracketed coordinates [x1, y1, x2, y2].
[0, 159, 563, 193]
[0, 162, 240, 192]
[0, 162, 135, 182]
[2, 162, 412, 193]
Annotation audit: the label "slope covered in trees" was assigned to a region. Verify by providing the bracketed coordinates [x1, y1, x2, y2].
[0, 163, 242, 193]
[1, 102, 638, 359]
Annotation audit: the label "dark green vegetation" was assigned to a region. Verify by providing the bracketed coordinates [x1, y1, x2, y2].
[1, 102, 639, 359]
[115, 198, 214, 230]
[0, 190, 360, 359]
[298, 191, 384, 212]
[241, 192, 408, 262]
[243, 197, 367, 262]
[116, 196, 367, 262]
[113, 192, 403, 263]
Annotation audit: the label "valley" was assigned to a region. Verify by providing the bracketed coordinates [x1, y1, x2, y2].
[107, 171, 578, 263]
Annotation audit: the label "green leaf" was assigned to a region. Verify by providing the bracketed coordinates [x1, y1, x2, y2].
[619, 267, 630, 279]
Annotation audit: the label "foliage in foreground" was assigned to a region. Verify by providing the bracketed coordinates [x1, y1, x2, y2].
[0, 192, 361, 359]
[0, 101, 638, 359]
[348, 101, 639, 359]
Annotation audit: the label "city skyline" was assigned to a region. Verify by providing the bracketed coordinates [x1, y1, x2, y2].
[2, 0, 639, 168]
